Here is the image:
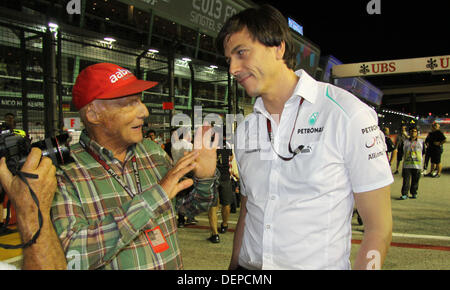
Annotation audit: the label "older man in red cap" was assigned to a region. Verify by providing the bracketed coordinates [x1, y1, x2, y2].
[51, 63, 219, 270]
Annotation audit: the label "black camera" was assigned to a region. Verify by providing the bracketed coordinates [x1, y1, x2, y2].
[0, 122, 73, 175]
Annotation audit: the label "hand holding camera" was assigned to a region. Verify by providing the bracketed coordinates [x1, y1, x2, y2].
[0, 123, 71, 249]
[0, 147, 56, 224]
[0, 122, 72, 175]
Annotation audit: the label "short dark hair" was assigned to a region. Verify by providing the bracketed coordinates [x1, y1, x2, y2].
[216, 4, 296, 70]
[409, 125, 418, 132]
[146, 129, 156, 136]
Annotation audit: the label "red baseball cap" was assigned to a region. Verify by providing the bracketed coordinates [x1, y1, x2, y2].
[72, 63, 158, 110]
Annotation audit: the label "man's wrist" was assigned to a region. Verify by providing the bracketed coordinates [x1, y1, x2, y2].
[16, 214, 39, 242]
[15, 209, 50, 242]
[194, 168, 219, 181]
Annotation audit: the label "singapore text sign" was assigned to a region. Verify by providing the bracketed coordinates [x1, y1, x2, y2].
[125, 0, 244, 36]
[332, 55, 450, 78]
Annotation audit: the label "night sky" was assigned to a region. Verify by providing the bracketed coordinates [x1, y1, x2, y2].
[251, 0, 450, 64]
[250, 0, 450, 115]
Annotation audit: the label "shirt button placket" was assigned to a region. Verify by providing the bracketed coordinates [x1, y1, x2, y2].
[262, 162, 279, 269]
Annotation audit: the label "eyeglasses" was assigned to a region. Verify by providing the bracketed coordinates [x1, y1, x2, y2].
[266, 98, 305, 161]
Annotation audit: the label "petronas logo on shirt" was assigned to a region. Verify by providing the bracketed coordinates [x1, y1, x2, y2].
[309, 112, 319, 125]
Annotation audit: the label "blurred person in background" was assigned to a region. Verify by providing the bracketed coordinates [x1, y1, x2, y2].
[424, 122, 446, 178]
[4, 113, 16, 130]
[171, 127, 197, 228]
[394, 124, 409, 174]
[207, 132, 233, 243]
[145, 129, 157, 141]
[423, 130, 432, 174]
[383, 127, 395, 165]
[400, 126, 424, 200]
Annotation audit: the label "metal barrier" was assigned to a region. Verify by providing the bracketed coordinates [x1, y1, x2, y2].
[0, 19, 240, 142]
[0, 22, 48, 141]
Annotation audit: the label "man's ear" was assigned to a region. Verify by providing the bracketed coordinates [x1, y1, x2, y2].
[275, 41, 286, 60]
[85, 103, 102, 125]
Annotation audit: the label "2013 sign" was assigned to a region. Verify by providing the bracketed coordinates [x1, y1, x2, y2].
[191, 0, 237, 33]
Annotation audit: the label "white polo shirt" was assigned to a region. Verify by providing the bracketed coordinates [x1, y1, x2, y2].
[234, 70, 393, 270]
[171, 139, 193, 163]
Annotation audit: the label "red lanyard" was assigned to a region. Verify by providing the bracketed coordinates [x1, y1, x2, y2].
[80, 141, 142, 198]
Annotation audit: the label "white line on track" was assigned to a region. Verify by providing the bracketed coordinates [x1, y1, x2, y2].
[195, 217, 450, 242]
[351, 230, 450, 242]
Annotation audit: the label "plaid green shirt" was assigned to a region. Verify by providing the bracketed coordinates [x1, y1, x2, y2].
[51, 130, 218, 270]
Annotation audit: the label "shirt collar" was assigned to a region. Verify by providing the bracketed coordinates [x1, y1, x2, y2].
[253, 69, 318, 116]
[292, 69, 318, 104]
[79, 129, 136, 162]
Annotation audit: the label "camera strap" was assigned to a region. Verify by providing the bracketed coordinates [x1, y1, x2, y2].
[45, 138, 58, 166]
[0, 171, 43, 250]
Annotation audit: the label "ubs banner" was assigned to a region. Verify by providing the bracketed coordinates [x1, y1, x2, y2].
[332, 55, 450, 78]
[124, 0, 248, 36]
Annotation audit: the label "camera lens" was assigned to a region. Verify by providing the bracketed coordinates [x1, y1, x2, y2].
[31, 133, 73, 166]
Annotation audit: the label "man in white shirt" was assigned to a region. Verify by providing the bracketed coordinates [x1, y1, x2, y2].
[170, 127, 197, 227]
[171, 127, 193, 163]
[216, 5, 393, 270]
